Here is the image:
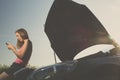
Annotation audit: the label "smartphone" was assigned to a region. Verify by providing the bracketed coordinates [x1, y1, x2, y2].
[6, 42, 9, 45]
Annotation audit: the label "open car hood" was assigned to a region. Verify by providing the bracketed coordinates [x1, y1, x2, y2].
[45, 0, 113, 61]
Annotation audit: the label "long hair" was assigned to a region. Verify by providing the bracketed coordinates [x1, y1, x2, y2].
[15, 28, 29, 49]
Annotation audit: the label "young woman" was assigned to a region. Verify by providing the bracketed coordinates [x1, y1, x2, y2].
[0, 28, 32, 80]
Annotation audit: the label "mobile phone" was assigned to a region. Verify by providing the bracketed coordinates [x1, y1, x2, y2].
[6, 42, 8, 45]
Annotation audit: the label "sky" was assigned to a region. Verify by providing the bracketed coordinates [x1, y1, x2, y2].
[0, 0, 120, 67]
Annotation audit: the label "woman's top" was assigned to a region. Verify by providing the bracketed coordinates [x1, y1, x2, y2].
[15, 40, 32, 66]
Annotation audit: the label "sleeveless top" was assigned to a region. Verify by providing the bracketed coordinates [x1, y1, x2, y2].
[15, 40, 32, 66]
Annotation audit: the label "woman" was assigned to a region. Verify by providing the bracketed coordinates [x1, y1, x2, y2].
[0, 28, 32, 80]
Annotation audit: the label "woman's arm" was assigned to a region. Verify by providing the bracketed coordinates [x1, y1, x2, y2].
[6, 39, 29, 58]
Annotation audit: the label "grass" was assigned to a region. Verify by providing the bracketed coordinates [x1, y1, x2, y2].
[0, 64, 9, 73]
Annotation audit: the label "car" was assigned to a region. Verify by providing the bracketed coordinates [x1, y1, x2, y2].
[13, 48, 120, 80]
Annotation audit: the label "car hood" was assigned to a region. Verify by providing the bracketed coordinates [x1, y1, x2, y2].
[44, 0, 113, 61]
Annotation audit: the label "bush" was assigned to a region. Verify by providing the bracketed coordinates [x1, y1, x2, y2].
[0, 64, 36, 80]
[0, 64, 9, 73]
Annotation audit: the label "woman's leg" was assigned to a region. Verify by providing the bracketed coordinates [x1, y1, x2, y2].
[0, 72, 9, 80]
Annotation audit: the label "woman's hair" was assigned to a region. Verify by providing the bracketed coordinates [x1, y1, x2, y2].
[15, 28, 29, 49]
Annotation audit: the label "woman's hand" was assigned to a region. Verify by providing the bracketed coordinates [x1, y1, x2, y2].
[24, 39, 28, 43]
[6, 43, 16, 50]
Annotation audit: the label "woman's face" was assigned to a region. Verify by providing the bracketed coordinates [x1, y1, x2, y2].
[15, 32, 23, 42]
